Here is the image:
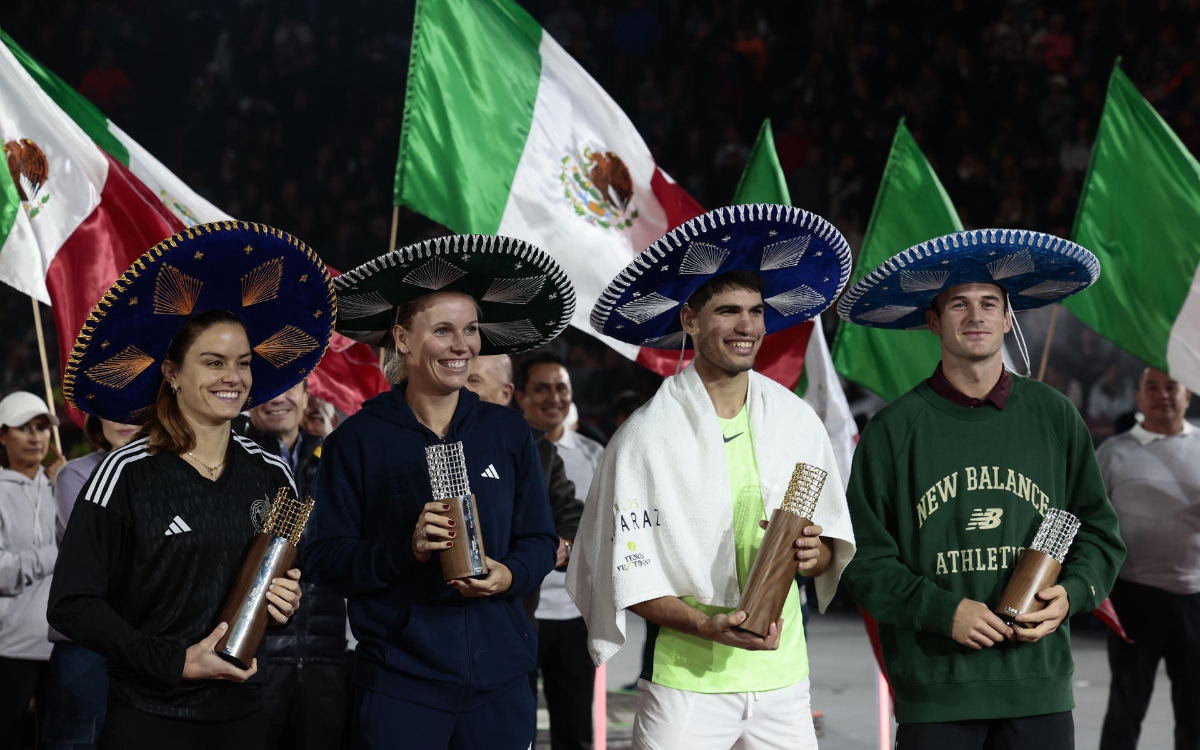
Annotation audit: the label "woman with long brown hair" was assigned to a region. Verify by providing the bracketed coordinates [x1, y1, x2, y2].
[48, 223, 336, 749]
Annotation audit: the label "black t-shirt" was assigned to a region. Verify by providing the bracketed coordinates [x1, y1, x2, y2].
[49, 433, 294, 722]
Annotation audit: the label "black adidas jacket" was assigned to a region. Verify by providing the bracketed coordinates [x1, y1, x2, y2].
[48, 433, 294, 722]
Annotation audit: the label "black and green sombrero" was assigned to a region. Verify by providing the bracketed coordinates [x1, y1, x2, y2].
[63, 222, 337, 424]
[334, 234, 576, 354]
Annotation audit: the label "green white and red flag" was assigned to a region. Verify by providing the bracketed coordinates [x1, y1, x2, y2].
[0, 29, 386, 417]
[393, 0, 811, 386]
[731, 120, 857, 482]
[1067, 63, 1200, 392]
[0, 31, 187, 409]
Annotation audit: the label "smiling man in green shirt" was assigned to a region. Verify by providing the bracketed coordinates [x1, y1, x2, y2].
[838, 229, 1126, 750]
[568, 205, 857, 750]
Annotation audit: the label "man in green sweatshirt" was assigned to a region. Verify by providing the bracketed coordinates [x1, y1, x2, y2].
[836, 229, 1127, 749]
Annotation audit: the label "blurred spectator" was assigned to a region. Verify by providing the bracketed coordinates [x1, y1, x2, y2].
[302, 397, 339, 439]
[44, 416, 140, 750]
[77, 48, 131, 114]
[1089, 364, 1137, 425]
[1059, 118, 1094, 176]
[0, 392, 64, 748]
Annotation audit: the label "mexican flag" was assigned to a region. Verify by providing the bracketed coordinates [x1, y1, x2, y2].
[1, 30, 385, 418]
[1067, 63, 1200, 391]
[831, 118, 961, 401]
[732, 120, 857, 483]
[0, 31, 187, 398]
[394, 0, 810, 387]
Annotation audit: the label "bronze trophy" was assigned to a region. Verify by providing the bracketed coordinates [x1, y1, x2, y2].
[737, 463, 828, 637]
[426, 442, 489, 581]
[994, 508, 1081, 628]
[215, 487, 314, 669]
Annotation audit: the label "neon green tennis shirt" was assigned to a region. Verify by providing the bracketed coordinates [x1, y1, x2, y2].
[647, 404, 810, 692]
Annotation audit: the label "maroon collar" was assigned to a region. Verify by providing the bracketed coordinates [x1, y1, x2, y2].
[928, 363, 1011, 410]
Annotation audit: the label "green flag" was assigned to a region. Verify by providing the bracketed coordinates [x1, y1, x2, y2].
[730, 120, 856, 482]
[1066, 64, 1200, 385]
[732, 120, 791, 205]
[831, 118, 962, 400]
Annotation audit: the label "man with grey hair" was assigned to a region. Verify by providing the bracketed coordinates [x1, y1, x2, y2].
[1099, 367, 1200, 750]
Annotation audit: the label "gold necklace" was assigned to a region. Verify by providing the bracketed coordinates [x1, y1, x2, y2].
[186, 451, 225, 479]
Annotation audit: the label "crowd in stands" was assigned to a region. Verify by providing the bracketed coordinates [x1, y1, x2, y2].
[0, 0, 1194, 448]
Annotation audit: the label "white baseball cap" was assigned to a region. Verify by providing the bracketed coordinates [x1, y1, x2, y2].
[0, 392, 60, 428]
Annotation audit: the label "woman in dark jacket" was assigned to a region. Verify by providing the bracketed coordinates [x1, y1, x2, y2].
[305, 235, 573, 750]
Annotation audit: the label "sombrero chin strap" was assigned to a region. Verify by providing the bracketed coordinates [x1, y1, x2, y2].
[1006, 294, 1032, 377]
[675, 332, 689, 376]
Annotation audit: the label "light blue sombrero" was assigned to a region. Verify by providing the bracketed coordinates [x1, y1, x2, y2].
[836, 229, 1100, 329]
[590, 204, 853, 348]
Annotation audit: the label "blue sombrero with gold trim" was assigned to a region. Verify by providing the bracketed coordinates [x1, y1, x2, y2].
[63, 222, 337, 424]
[836, 228, 1100, 329]
[590, 204, 853, 348]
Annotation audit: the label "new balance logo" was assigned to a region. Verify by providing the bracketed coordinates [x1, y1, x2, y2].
[965, 508, 1004, 531]
[481, 464, 500, 480]
[164, 515, 192, 536]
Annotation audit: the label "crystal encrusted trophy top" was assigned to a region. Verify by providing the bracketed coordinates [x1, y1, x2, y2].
[1029, 507, 1081, 564]
[779, 463, 827, 519]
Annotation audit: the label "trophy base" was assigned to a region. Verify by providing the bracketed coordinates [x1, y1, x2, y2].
[736, 511, 812, 638]
[436, 493, 489, 581]
[994, 549, 1061, 629]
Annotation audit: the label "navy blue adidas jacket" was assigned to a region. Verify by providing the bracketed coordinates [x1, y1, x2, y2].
[304, 384, 557, 711]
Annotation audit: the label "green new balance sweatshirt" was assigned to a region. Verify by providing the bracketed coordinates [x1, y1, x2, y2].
[843, 376, 1125, 724]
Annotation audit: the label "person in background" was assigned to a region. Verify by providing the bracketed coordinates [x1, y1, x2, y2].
[515, 353, 602, 750]
[243, 381, 346, 750]
[1098, 367, 1200, 750]
[608, 390, 646, 434]
[0, 392, 64, 749]
[302, 397, 338, 439]
[43, 416, 139, 750]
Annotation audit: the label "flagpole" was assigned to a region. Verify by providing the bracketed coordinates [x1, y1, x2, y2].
[388, 205, 400, 253]
[1036, 304, 1061, 382]
[30, 297, 63, 454]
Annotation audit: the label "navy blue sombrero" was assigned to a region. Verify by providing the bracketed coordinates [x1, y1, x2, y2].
[334, 234, 576, 355]
[837, 229, 1100, 329]
[63, 222, 337, 424]
[590, 204, 853, 349]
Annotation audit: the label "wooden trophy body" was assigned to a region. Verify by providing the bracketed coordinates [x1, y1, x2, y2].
[994, 549, 1061, 628]
[215, 533, 298, 668]
[736, 509, 811, 637]
[436, 493, 488, 580]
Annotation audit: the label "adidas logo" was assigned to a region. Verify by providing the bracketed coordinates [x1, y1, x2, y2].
[164, 515, 192, 536]
[481, 464, 500, 480]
